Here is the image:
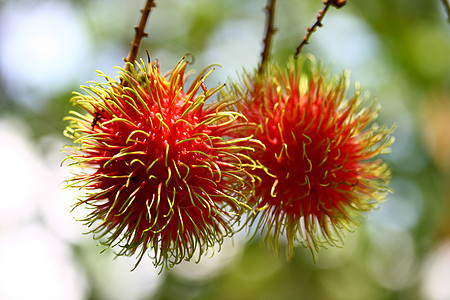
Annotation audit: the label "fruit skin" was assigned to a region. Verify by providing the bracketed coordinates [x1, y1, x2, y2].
[63, 57, 255, 270]
[225, 56, 394, 257]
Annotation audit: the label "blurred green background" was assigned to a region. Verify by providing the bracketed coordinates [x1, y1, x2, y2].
[0, 0, 449, 299]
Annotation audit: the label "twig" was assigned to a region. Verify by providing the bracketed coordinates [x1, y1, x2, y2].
[441, 0, 450, 23]
[294, 0, 346, 58]
[124, 0, 156, 72]
[258, 0, 277, 73]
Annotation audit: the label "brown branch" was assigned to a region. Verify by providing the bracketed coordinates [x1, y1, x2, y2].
[124, 0, 156, 72]
[441, 0, 450, 23]
[294, 0, 346, 58]
[259, 0, 277, 73]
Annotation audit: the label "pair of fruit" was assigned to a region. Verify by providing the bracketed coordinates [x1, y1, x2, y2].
[63, 55, 393, 270]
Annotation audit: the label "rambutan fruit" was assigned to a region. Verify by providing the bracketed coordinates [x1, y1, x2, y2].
[63, 57, 255, 270]
[224, 56, 394, 257]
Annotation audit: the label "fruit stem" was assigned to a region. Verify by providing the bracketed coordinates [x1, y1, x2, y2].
[294, 0, 346, 58]
[259, 0, 277, 73]
[124, 0, 156, 72]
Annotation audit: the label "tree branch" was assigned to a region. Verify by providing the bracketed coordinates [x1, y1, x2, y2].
[259, 0, 277, 73]
[294, 0, 346, 58]
[124, 0, 156, 72]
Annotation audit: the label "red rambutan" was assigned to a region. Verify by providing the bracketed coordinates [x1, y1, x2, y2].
[63, 57, 255, 269]
[225, 56, 394, 257]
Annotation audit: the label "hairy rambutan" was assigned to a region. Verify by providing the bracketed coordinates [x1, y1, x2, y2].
[225, 56, 394, 257]
[63, 57, 255, 269]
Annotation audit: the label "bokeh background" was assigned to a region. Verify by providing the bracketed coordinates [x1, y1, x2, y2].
[1, 0, 449, 299]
